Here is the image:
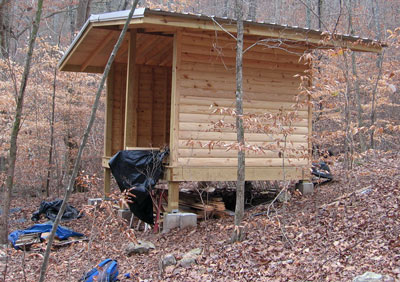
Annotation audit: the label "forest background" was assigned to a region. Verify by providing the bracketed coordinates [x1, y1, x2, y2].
[0, 0, 399, 198]
[0, 0, 399, 281]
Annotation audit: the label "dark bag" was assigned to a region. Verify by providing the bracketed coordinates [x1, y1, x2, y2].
[80, 259, 119, 282]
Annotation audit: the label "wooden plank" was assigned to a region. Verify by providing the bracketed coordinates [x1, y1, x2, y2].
[61, 64, 104, 73]
[178, 139, 309, 149]
[164, 166, 305, 181]
[180, 33, 307, 57]
[179, 122, 309, 134]
[124, 30, 138, 148]
[179, 97, 307, 112]
[179, 77, 299, 94]
[104, 65, 114, 157]
[103, 65, 114, 196]
[181, 42, 303, 65]
[136, 36, 167, 64]
[179, 113, 309, 126]
[169, 31, 182, 166]
[178, 131, 308, 142]
[104, 168, 111, 196]
[178, 148, 304, 158]
[149, 67, 154, 144]
[180, 59, 303, 76]
[179, 89, 302, 103]
[180, 52, 307, 72]
[167, 181, 180, 212]
[179, 70, 301, 87]
[145, 39, 173, 65]
[179, 106, 309, 118]
[80, 31, 115, 71]
[177, 157, 307, 167]
[125, 147, 158, 150]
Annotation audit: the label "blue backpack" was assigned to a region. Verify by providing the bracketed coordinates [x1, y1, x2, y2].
[80, 259, 119, 282]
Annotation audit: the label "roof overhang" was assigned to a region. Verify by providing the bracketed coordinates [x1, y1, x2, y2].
[58, 8, 386, 73]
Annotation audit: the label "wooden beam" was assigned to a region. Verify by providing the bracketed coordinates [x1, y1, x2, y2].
[167, 181, 180, 212]
[169, 31, 182, 166]
[164, 70, 169, 144]
[124, 30, 138, 148]
[60, 65, 104, 73]
[80, 31, 115, 72]
[103, 65, 114, 196]
[149, 67, 154, 145]
[165, 166, 304, 181]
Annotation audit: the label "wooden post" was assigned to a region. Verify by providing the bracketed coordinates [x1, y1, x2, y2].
[124, 29, 138, 148]
[167, 181, 179, 212]
[104, 65, 114, 197]
[169, 31, 182, 166]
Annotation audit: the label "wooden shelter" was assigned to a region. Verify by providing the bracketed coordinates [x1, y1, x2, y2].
[58, 8, 383, 212]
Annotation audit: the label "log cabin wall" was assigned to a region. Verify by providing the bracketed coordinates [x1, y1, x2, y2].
[110, 63, 171, 155]
[175, 31, 311, 169]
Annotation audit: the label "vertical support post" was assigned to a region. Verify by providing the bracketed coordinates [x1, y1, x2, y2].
[167, 181, 179, 212]
[103, 65, 114, 197]
[124, 29, 138, 148]
[169, 31, 182, 167]
[307, 58, 313, 182]
[149, 67, 154, 145]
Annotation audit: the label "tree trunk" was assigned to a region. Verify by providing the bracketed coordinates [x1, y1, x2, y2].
[347, 0, 366, 152]
[274, 0, 281, 23]
[0, 0, 11, 58]
[370, 0, 383, 149]
[351, 52, 366, 152]
[119, 0, 129, 10]
[76, 0, 92, 30]
[223, 0, 229, 18]
[45, 39, 61, 197]
[67, 1, 75, 42]
[306, 0, 312, 28]
[317, 0, 323, 29]
[0, 0, 44, 245]
[248, 0, 257, 21]
[231, 0, 245, 243]
[38, 1, 140, 280]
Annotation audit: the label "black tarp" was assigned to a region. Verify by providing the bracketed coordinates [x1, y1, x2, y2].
[31, 200, 82, 222]
[108, 149, 169, 225]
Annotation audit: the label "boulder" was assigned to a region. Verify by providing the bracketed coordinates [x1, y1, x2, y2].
[353, 272, 394, 282]
[179, 248, 202, 268]
[125, 240, 155, 255]
[162, 254, 177, 268]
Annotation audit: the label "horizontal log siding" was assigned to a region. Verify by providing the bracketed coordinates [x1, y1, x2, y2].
[177, 32, 309, 167]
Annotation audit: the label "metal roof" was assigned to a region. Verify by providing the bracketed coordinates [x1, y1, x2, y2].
[59, 7, 385, 70]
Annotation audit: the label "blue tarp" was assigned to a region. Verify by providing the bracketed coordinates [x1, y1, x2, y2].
[9, 223, 84, 249]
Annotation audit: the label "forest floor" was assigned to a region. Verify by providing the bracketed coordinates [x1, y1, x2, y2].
[1, 150, 399, 282]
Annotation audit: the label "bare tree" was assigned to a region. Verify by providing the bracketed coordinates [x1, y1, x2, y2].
[0, 0, 44, 245]
[248, 0, 257, 21]
[38, 0, 140, 280]
[370, 0, 384, 149]
[347, 0, 366, 151]
[76, 0, 92, 30]
[231, 0, 245, 243]
[317, 0, 323, 29]
[306, 0, 312, 28]
[0, 0, 11, 58]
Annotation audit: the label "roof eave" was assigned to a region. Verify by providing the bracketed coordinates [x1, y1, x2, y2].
[58, 8, 147, 71]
